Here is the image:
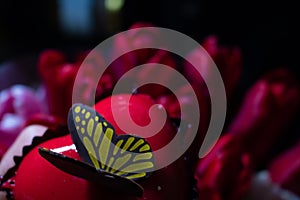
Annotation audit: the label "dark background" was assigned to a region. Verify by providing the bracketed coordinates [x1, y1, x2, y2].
[0, 0, 299, 89]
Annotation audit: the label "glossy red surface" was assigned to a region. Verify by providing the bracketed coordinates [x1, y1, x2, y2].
[13, 94, 189, 199]
[95, 94, 177, 151]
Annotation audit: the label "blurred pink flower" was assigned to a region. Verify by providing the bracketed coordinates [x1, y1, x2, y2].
[0, 85, 46, 152]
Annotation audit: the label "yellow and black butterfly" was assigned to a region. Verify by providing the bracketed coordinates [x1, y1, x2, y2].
[39, 103, 155, 197]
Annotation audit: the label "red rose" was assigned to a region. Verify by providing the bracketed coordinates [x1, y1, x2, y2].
[194, 134, 252, 200]
[228, 68, 300, 168]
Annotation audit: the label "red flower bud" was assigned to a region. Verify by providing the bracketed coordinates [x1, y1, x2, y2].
[109, 23, 160, 81]
[38, 50, 113, 122]
[228, 68, 300, 168]
[184, 35, 242, 98]
[202, 36, 242, 97]
[38, 50, 78, 121]
[194, 134, 252, 200]
[136, 49, 177, 98]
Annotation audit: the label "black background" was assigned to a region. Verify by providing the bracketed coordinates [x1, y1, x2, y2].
[0, 0, 299, 88]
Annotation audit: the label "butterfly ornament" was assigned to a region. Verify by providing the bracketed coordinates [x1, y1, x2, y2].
[39, 104, 155, 197]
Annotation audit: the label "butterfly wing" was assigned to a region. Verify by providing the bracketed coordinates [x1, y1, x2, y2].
[68, 104, 155, 180]
[106, 134, 154, 180]
[68, 104, 116, 170]
[38, 147, 144, 197]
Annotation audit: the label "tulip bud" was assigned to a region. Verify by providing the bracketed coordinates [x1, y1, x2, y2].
[194, 134, 252, 200]
[184, 35, 242, 98]
[228, 68, 300, 168]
